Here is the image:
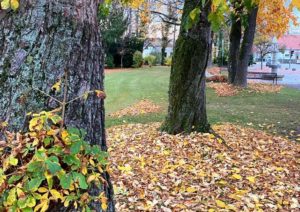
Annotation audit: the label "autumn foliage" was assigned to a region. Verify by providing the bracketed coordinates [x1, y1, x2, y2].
[0, 111, 109, 211]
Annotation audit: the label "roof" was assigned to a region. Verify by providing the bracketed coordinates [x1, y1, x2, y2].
[277, 35, 300, 50]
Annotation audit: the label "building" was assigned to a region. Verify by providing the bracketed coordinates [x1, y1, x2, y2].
[277, 35, 300, 63]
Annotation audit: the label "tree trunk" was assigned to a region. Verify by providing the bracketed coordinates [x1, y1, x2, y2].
[228, 15, 242, 83]
[234, 7, 258, 87]
[0, 1, 114, 211]
[161, 46, 166, 65]
[207, 31, 214, 67]
[261, 54, 263, 69]
[161, 0, 211, 134]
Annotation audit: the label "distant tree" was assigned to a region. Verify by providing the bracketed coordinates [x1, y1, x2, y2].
[254, 35, 274, 69]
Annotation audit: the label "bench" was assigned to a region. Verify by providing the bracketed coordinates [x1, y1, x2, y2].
[247, 72, 284, 84]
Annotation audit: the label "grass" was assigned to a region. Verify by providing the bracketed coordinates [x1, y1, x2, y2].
[105, 66, 300, 136]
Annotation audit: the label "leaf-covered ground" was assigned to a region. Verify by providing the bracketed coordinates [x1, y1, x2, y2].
[107, 123, 300, 211]
[208, 83, 283, 97]
[109, 100, 161, 118]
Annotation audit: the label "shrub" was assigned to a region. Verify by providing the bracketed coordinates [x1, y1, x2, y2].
[144, 55, 156, 67]
[150, 51, 161, 65]
[132, 51, 143, 68]
[165, 56, 172, 66]
[0, 111, 109, 211]
[105, 54, 115, 68]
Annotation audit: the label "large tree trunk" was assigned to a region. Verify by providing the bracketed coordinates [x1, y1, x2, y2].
[234, 7, 258, 87]
[0, 1, 114, 211]
[228, 15, 242, 83]
[162, 0, 211, 134]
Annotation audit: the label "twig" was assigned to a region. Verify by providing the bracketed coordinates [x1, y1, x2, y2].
[66, 91, 95, 105]
[209, 127, 233, 151]
[60, 69, 68, 133]
[32, 87, 63, 104]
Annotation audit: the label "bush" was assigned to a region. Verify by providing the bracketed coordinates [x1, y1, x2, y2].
[144, 55, 156, 67]
[165, 56, 172, 66]
[0, 111, 109, 211]
[132, 51, 143, 68]
[150, 51, 161, 65]
[105, 54, 115, 68]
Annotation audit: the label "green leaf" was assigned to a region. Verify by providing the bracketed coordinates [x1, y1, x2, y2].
[26, 196, 36, 208]
[8, 175, 22, 184]
[43, 137, 52, 147]
[22, 208, 33, 212]
[17, 198, 27, 209]
[70, 141, 82, 155]
[72, 172, 88, 189]
[189, 7, 201, 21]
[60, 174, 72, 189]
[27, 178, 43, 192]
[45, 156, 61, 174]
[27, 161, 44, 172]
[63, 155, 80, 166]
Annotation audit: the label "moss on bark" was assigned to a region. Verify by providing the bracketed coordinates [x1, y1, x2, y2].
[162, 0, 211, 134]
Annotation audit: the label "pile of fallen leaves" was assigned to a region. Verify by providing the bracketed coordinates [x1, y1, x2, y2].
[107, 123, 300, 211]
[109, 100, 161, 118]
[208, 83, 283, 97]
[207, 67, 222, 75]
[248, 83, 283, 93]
[207, 83, 240, 97]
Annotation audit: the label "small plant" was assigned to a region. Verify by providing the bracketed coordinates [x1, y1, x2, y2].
[0, 111, 109, 211]
[132, 51, 143, 68]
[165, 56, 172, 66]
[0, 70, 109, 211]
[144, 55, 156, 67]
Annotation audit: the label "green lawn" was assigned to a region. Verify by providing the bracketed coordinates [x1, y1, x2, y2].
[105, 67, 300, 137]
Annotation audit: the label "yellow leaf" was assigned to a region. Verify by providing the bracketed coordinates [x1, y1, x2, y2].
[38, 187, 48, 193]
[117, 164, 132, 173]
[232, 174, 242, 180]
[6, 188, 16, 206]
[215, 199, 227, 208]
[34, 200, 49, 212]
[9, 156, 18, 166]
[50, 189, 62, 200]
[10, 0, 19, 10]
[81, 166, 88, 175]
[1, 0, 10, 10]
[16, 188, 25, 198]
[26, 196, 36, 208]
[186, 186, 197, 193]
[246, 176, 256, 183]
[87, 175, 97, 183]
[51, 80, 61, 92]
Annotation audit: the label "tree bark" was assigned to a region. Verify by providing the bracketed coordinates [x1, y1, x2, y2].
[0, 1, 114, 211]
[207, 31, 214, 67]
[228, 15, 242, 83]
[161, 0, 211, 134]
[234, 7, 258, 87]
[161, 46, 166, 65]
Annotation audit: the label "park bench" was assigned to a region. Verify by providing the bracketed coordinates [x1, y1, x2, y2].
[247, 72, 284, 84]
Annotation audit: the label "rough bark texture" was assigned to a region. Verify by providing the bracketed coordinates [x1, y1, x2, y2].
[228, 15, 242, 83]
[0, 1, 114, 211]
[234, 7, 258, 87]
[162, 0, 211, 134]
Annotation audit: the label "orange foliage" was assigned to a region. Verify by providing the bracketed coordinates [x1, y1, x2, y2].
[257, 0, 298, 38]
